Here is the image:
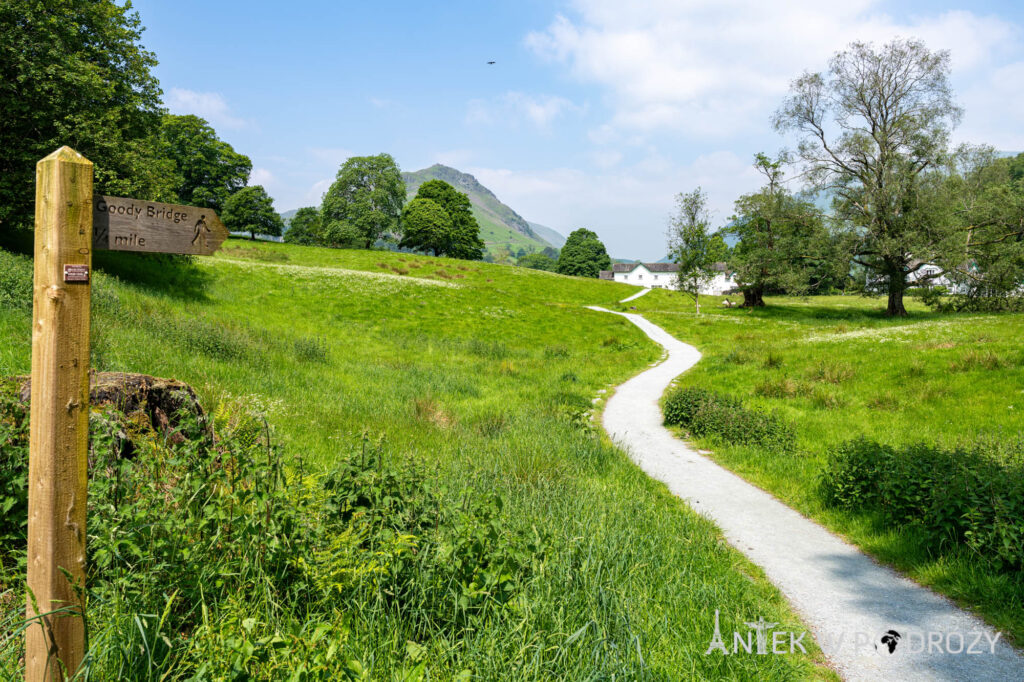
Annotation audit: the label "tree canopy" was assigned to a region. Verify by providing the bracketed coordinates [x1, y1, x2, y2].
[401, 180, 484, 259]
[157, 114, 252, 211]
[0, 0, 167, 232]
[283, 207, 321, 245]
[399, 198, 453, 256]
[556, 229, 611, 277]
[222, 186, 283, 240]
[668, 189, 728, 313]
[321, 154, 405, 249]
[517, 252, 557, 271]
[774, 38, 966, 316]
[728, 154, 845, 306]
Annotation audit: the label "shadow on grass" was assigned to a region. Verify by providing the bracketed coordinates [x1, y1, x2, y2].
[92, 251, 212, 302]
[1, 228, 212, 302]
[712, 301, 948, 325]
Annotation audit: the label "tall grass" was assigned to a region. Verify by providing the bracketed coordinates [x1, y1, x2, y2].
[627, 287, 1024, 642]
[0, 243, 833, 679]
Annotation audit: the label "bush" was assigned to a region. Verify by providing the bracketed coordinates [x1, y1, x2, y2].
[928, 294, 1024, 313]
[820, 436, 1024, 572]
[663, 386, 796, 452]
[0, 250, 32, 311]
[0, 394, 544, 677]
[0, 381, 29, 574]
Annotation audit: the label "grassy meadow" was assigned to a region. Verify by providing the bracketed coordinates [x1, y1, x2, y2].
[0, 241, 835, 679]
[623, 288, 1024, 642]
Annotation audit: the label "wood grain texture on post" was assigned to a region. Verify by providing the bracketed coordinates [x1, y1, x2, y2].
[26, 147, 93, 681]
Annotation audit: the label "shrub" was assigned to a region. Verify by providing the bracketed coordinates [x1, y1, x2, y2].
[929, 294, 1024, 313]
[293, 336, 329, 363]
[949, 350, 1006, 372]
[663, 386, 796, 452]
[820, 436, 1024, 572]
[0, 394, 544, 676]
[755, 377, 799, 398]
[0, 381, 29, 574]
[807, 360, 855, 384]
[0, 250, 32, 311]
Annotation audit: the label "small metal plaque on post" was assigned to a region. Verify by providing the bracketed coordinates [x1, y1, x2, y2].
[63, 264, 90, 283]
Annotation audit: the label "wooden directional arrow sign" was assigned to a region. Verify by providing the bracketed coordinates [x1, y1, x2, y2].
[93, 195, 228, 255]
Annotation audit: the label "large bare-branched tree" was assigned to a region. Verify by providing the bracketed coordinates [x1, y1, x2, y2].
[774, 39, 963, 316]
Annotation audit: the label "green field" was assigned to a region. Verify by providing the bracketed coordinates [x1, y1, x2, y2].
[0, 241, 834, 679]
[624, 289, 1024, 642]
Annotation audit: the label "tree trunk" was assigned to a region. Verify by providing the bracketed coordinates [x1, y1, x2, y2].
[695, 291, 700, 315]
[742, 286, 765, 307]
[886, 272, 907, 317]
[250, 230, 256, 240]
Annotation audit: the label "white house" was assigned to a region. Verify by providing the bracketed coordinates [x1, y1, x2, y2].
[905, 262, 969, 294]
[600, 262, 738, 295]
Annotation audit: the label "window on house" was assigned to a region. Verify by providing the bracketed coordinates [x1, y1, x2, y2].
[638, 274, 643, 280]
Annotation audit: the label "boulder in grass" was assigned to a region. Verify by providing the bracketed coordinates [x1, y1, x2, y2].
[11, 372, 207, 450]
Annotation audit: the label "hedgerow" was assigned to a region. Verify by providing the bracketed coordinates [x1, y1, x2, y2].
[663, 386, 796, 452]
[820, 436, 1024, 572]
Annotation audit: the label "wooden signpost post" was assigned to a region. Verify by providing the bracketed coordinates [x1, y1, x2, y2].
[25, 147, 226, 681]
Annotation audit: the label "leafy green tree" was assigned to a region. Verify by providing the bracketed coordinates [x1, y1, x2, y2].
[399, 198, 453, 256]
[157, 114, 251, 211]
[321, 221, 363, 249]
[774, 38, 966, 316]
[728, 154, 845, 306]
[930, 146, 1024, 297]
[321, 154, 404, 249]
[284, 207, 321, 245]
[412, 180, 484, 259]
[556, 229, 612, 277]
[222, 186, 283, 240]
[517, 252, 557, 271]
[668, 189, 728, 314]
[0, 0, 168, 232]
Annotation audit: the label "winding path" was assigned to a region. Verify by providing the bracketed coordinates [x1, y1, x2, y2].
[588, 306, 1024, 682]
[618, 287, 651, 303]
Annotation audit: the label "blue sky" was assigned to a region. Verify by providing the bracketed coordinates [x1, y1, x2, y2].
[136, 0, 1024, 259]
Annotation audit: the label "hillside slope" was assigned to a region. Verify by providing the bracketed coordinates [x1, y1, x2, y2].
[0, 243, 829, 679]
[528, 221, 566, 248]
[403, 164, 553, 257]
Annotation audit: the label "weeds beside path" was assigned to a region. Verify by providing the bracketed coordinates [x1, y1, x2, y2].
[589, 305, 1024, 681]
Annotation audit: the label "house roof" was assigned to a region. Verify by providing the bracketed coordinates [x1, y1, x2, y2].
[612, 262, 680, 273]
[598, 270, 614, 280]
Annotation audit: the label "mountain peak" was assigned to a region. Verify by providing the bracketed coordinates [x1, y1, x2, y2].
[413, 164, 499, 203]
[402, 164, 542, 247]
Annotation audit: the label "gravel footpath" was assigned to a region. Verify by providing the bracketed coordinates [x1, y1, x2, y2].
[589, 306, 1024, 681]
[619, 287, 651, 303]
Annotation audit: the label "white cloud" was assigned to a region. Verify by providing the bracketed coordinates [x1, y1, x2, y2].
[589, 149, 623, 169]
[957, 61, 1024, 150]
[526, 2, 1020, 141]
[304, 178, 333, 207]
[250, 168, 275, 187]
[435, 149, 476, 167]
[164, 88, 250, 129]
[468, 151, 761, 259]
[467, 91, 582, 130]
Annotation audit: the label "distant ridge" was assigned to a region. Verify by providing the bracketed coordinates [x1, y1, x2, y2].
[528, 221, 566, 248]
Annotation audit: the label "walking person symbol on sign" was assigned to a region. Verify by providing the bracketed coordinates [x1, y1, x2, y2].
[192, 214, 210, 248]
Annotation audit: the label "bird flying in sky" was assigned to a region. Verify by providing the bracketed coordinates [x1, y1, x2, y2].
[487, 61, 496, 65]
